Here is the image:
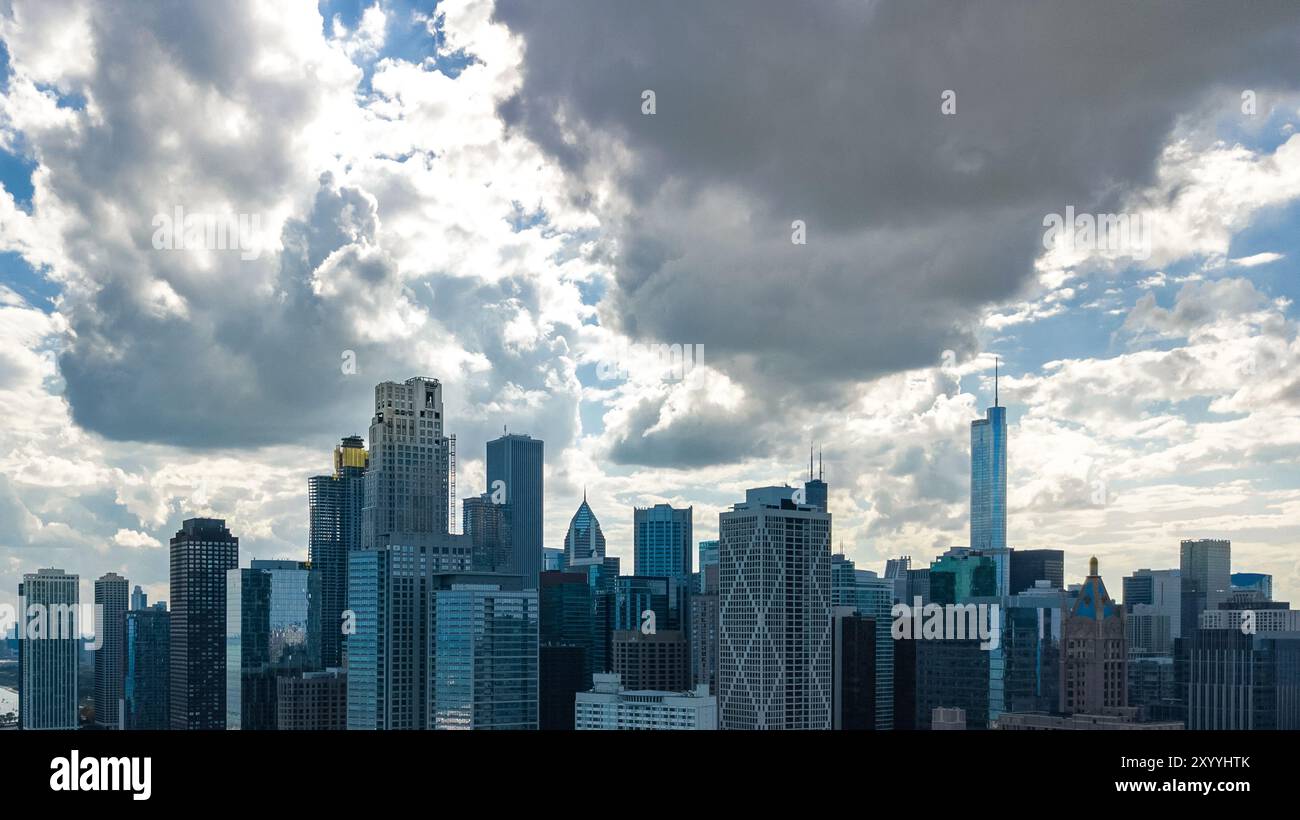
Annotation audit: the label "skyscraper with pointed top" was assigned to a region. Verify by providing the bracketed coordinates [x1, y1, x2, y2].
[970, 358, 1007, 552]
[564, 493, 607, 566]
[1060, 556, 1127, 714]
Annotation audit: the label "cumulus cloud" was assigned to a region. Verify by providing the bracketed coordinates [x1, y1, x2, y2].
[0, 0, 1298, 606]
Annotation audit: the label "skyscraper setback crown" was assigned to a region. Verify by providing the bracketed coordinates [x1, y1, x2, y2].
[564, 496, 607, 566]
[362, 377, 451, 548]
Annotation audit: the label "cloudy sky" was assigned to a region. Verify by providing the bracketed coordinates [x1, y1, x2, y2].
[0, 0, 1298, 611]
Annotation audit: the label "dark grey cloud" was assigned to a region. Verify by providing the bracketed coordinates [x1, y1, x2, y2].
[496, 0, 1300, 458]
[605, 394, 770, 468]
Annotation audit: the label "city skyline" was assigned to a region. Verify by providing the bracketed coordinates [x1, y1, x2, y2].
[0, 372, 1275, 613]
[0, 1, 1298, 638]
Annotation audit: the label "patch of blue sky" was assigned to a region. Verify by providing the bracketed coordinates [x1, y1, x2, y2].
[320, 0, 480, 95]
[508, 201, 548, 233]
[0, 39, 10, 95]
[1224, 198, 1300, 309]
[0, 251, 57, 312]
[0, 143, 36, 212]
[578, 397, 607, 437]
[33, 83, 86, 111]
[1210, 93, 1300, 155]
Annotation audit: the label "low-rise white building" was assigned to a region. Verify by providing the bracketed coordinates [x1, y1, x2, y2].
[575, 673, 717, 730]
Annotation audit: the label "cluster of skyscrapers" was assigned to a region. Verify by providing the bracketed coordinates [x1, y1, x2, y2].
[8, 374, 1297, 731]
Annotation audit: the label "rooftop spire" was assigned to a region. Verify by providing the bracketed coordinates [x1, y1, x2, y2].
[994, 355, 999, 408]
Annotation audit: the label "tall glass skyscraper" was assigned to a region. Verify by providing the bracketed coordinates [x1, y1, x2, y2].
[539, 569, 595, 719]
[345, 544, 472, 730]
[18, 567, 80, 730]
[226, 560, 321, 729]
[170, 518, 239, 730]
[486, 433, 544, 589]
[93, 572, 129, 728]
[124, 604, 170, 730]
[430, 576, 538, 729]
[634, 503, 692, 633]
[829, 556, 893, 730]
[1180, 538, 1231, 636]
[1123, 567, 1181, 641]
[309, 435, 367, 669]
[970, 378, 1007, 552]
[564, 496, 606, 566]
[855, 570, 895, 730]
[634, 504, 693, 582]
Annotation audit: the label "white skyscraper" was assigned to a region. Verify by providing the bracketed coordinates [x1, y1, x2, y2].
[575, 673, 717, 730]
[718, 486, 832, 729]
[363, 377, 451, 548]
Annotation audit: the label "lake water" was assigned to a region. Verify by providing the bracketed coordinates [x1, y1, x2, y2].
[0, 687, 16, 715]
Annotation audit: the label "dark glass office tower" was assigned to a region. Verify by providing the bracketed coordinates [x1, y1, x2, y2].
[93, 572, 129, 728]
[1180, 538, 1230, 637]
[892, 635, 918, 730]
[363, 377, 451, 548]
[539, 645, 586, 730]
[832, 610, 875, 730]
[540, 571, 594, 676]
[227, 560, 321, 729]
[1186, 618, 1300, 729]
[308, 435, 367, 669]
[915, 638, 989, 728]
[124, 604, 170, 730]
[486, 433, 544, 588]
[464, 493, 514, 573]
[613, 576, 672, 631]
[170, 518, 239, 730]
[1008, 549, 1064, 594]
[970, 368, 1007, 552]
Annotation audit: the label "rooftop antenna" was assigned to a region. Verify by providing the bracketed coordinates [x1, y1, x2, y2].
[819, 448, 823, 481]
[994, 355, 1000, 408]
[809, 443, 814, 481]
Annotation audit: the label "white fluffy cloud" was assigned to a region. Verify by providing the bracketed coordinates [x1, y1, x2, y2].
[0, 0, 1297, 608]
